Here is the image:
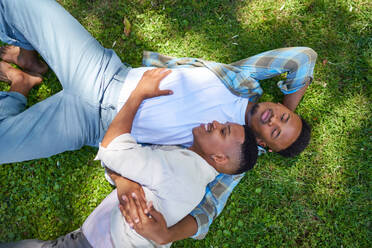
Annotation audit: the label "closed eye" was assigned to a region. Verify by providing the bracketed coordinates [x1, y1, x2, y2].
[272, 128, 281, 139]
[221, 128, 226, 136]
[276, 130, 281, 138]
[281, 113, 290, 123]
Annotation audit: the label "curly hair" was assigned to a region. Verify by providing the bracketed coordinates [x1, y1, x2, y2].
[277, 117, 311, 157]
[233, 125, 258, 174]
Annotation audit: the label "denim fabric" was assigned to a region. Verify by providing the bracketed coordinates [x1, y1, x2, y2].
[0, 0, 130, 164]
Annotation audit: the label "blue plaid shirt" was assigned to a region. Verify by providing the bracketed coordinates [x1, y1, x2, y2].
[142, 47, 317, 239]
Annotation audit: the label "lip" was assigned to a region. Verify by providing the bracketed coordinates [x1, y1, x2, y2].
[260, 109, 272, 124]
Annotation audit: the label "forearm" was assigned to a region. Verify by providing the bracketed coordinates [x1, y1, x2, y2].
[101, 92, 143, 147]
[106, 167, 122, 183]
[132, 175, 242, 244]
[161, 215, 198, 244]
[101, 68, 171, 147]
[282, 82, 309, 111]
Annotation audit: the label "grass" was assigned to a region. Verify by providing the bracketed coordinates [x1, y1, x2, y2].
[0, 0, 371, 247]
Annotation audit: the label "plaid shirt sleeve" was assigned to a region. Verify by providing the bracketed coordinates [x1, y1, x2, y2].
[230, 47, 318, 95]
[143, 47, 317, 102]
[189, 173, 245, 239]
[142, 51, 263, 102]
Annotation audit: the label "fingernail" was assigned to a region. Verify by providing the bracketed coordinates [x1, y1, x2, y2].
[129, 223, 134, 228]
[134, 218, 139, 223]
[144, 209, 148, 214]
[131, 192, 137, 198]
[122, 195, 127, 201]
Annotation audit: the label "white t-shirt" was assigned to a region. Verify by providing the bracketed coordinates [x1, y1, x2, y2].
[117, 67, 248, 147]
[83, 134, 218, 247]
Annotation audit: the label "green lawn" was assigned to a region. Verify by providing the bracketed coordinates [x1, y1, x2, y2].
[0, 0, 371, 247]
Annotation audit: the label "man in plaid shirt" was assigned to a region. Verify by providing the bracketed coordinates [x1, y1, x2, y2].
[0, 0, 316, 245]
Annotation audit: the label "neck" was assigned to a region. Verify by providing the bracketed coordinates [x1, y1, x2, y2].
[188, 145, 200, 156]
[188, 145, 213, 166]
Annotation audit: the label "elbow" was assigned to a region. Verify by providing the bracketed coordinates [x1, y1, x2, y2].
[193, 232, 207, 240]
[156, 240, 169, 246]
[154, 235, 172, 245]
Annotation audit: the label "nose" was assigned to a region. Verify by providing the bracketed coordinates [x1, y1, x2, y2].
[268, 114, 278, 126]
[212, 120, 221, 129]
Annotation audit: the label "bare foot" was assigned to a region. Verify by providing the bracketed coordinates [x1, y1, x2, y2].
[0, 45, 48, 75]
[0, 61, 43, 96]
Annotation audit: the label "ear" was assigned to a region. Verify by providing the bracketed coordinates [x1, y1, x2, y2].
[211, 153, 228, 166]
[256, 137, 267, 148]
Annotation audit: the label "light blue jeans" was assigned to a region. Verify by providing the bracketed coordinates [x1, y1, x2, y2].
[0, 0, 130, 164]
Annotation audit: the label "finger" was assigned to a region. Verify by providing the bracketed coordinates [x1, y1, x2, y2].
[132, 192, 147, 219]
[148, 68, 164, 75]
[121, 195, 134, 224]
[135, 189, 148, 215]
[147, 202, 164, 222]
[132, 193, 144, 215]
[161, 69, 172, 76]
[139, 187, 146, 203]
[155, 69, 171, 79]
[155, 72, 172, 87]
[157, 89, 173, 96]
[146, 201, 153, 213]
[127, 194, 140, 224]
[155, 68, 168, 73]
[119, 204, 134, 228]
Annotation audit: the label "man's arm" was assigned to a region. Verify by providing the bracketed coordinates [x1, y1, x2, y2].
[120, 173, 244, 242]
[101, 68, 172, 147]
[106, 168, 150, 225]
[278, 48, 317, 111]
[120, 197, 198, 245]
[232, 47, 317, 111]
[98, 68, 172, 227]
[97, 68, 172, 188]
[282, 81, 309, 111]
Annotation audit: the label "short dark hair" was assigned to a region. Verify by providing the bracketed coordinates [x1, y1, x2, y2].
[277, 117, 311, 158]
[233, 125, 258, 174]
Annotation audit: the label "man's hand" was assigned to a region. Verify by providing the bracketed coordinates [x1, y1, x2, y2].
[132, 68, 173, 100]
[101, 68, 172, 147]
[112, 175, 148, 226]
[119, 193, 171, 245]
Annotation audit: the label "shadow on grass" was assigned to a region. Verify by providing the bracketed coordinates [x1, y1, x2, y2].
[0, 146, 115, 241]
